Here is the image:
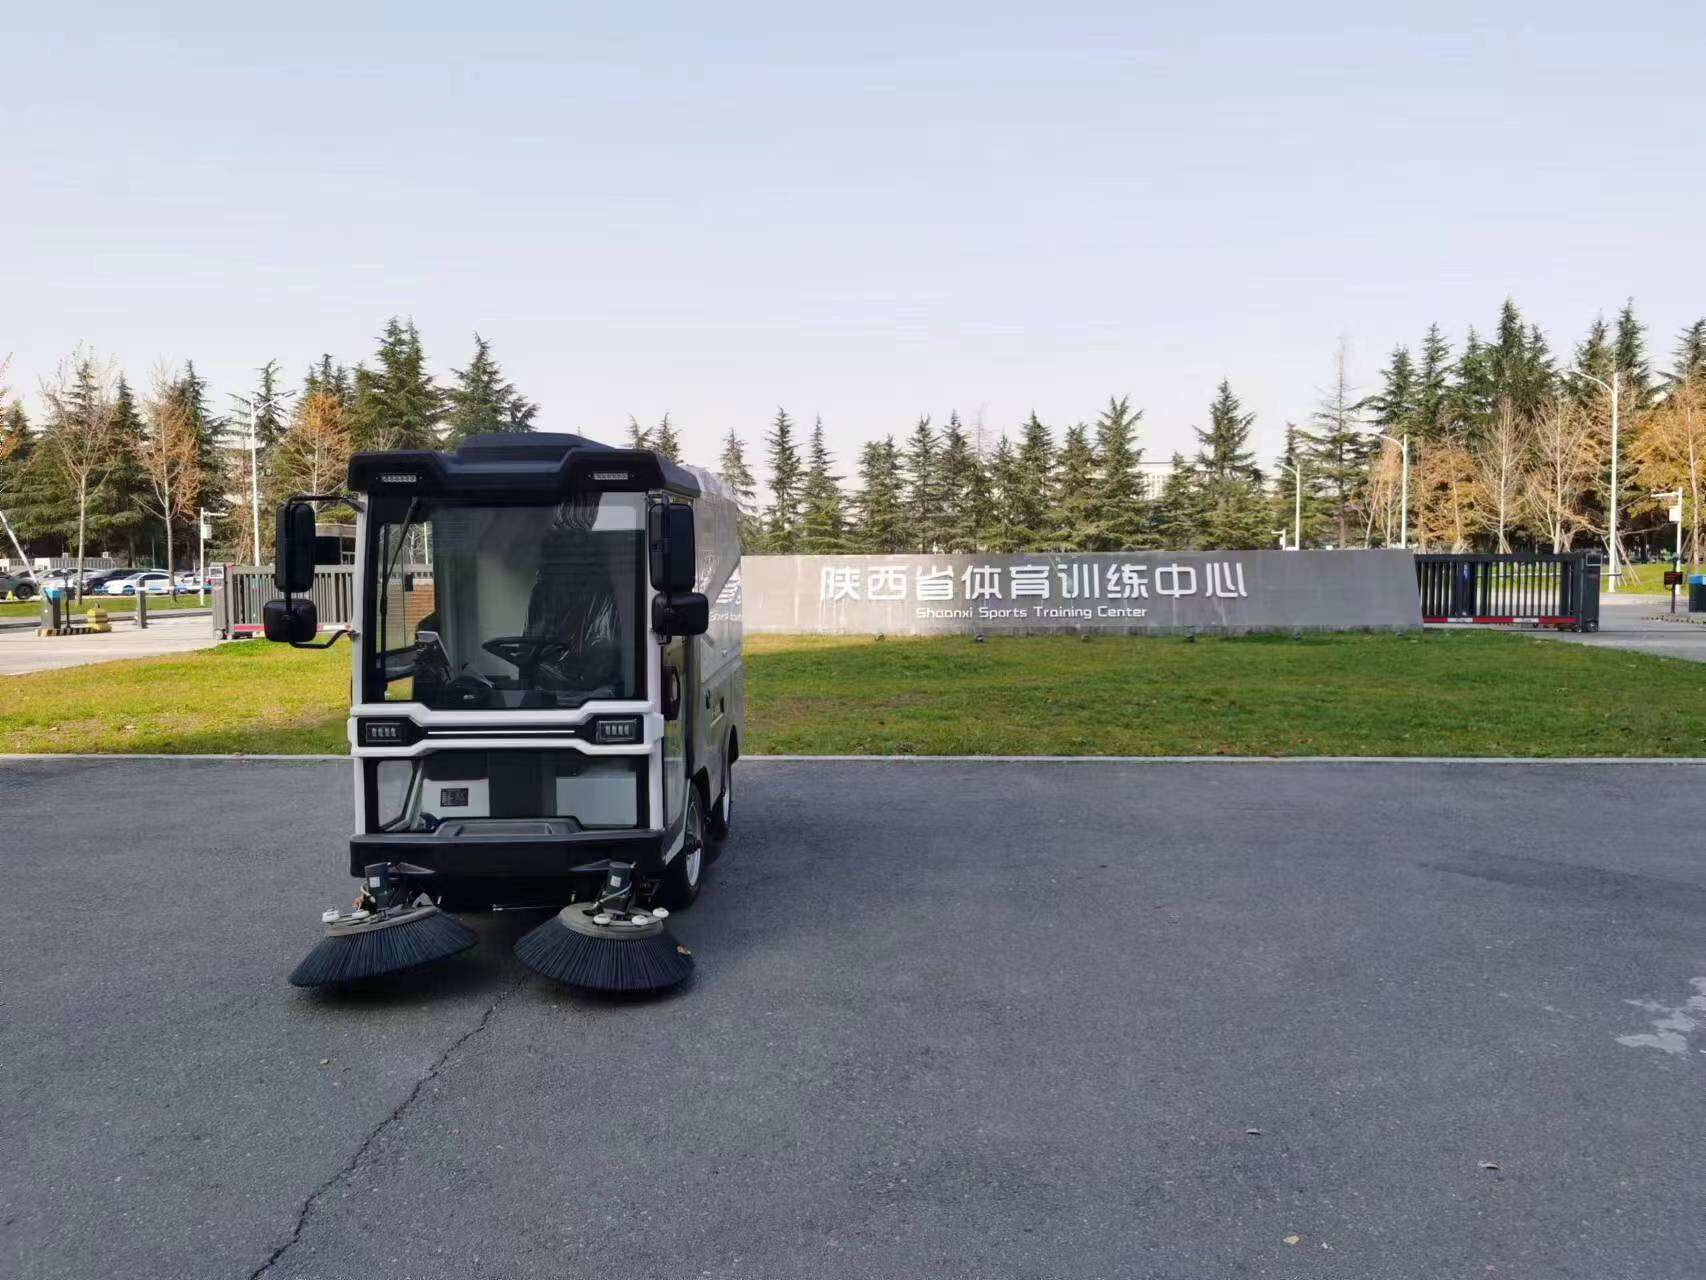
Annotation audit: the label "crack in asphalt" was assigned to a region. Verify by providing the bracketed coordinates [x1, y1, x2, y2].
[247, 977, 526, 1279]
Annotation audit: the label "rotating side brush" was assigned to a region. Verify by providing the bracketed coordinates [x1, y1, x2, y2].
[513, 867, 693, 994]
[289, 865, 477, 988]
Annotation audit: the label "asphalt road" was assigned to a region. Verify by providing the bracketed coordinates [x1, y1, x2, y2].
[3, 758, 1703, 1279]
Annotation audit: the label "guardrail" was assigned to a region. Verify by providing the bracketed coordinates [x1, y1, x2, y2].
[213, 565, 356, 637]
[1414, 552, 1600, 632]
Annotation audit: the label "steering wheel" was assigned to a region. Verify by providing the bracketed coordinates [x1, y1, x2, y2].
[481, 636, 575, 670]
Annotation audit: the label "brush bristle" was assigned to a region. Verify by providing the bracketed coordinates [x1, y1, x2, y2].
[288, 909, 477, 988]
[514, 915, 694, 993]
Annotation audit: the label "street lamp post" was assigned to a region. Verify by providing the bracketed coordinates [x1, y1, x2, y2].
[1575, 369, 1622, 592]
[1277, 461, 1302, 551]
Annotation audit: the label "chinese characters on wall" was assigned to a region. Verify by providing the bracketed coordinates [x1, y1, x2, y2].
[818, 559, 1248, 610]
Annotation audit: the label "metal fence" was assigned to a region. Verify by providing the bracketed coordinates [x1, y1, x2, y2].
[213, 565, 356, 637]
[1414, 553, 1600, 631]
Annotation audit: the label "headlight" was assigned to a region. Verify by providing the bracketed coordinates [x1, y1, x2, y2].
[592, 716, 642, 745]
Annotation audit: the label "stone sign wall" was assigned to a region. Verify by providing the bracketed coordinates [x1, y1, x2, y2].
[741, 551, 1419, 635]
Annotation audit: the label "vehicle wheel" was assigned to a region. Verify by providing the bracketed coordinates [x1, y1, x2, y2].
[655, 785, 705, 910]
[13, 583, 34, 600]
[705, 750, 732, 862]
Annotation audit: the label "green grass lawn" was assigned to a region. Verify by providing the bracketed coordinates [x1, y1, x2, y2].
[0, 594, 210, 618]
[1609, 563, 1694, 596]
[3, 630, 1704, 757]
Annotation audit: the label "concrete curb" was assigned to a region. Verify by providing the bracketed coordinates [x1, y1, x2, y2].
[3, 753, 1706, 766]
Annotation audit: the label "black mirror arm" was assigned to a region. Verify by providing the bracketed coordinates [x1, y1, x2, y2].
[290, 628, 348, 651]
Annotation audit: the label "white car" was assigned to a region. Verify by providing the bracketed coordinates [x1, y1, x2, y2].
[103, 571, 173, 596]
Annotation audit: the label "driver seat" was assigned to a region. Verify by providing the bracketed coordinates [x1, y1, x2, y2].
[521, 510, 623, 694]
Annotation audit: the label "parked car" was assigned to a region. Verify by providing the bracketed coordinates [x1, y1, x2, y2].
[103, 571, 172, 596]
[0, 569, 37, 600]
[81, 568, 134, 593]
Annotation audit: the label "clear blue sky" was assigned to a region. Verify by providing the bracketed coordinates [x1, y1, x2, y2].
[5, 1, 1702, 474]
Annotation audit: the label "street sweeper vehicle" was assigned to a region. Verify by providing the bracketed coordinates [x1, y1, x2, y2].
[262, 432, 743, 994]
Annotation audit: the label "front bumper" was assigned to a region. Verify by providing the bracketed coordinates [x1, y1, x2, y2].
[350, 825, 664, 879]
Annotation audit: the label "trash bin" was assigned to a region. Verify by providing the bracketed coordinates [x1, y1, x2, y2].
[1689, 575, 1706, 613]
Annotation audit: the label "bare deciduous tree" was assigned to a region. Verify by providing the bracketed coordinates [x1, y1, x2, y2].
[1359, 437, 1406, 547]
[1628, 376, 1706, 567]
[40, 351, 119, 598]
[1525, 396, 1598, 552]
[137, 367, 204, 588]
[1472, 398, 1527, 553]
[268, 389, 353, 502]
[1414, 441, 1477, 553]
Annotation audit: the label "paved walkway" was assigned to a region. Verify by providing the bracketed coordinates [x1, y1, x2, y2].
[0, 614, 218, 675]
[1524, 594, 1706, 663]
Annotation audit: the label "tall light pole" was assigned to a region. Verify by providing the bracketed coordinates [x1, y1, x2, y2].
[247, 409, 262, 565]
[1277, 460, 1302, 550]
[1575, 369, 1621, 592]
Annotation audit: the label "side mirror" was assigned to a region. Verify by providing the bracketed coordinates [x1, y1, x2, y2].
[263, 597, 318, 644]
[652, 592, 709, 637]
[649, 503, 697, 594]
[275, 501, 318, 593]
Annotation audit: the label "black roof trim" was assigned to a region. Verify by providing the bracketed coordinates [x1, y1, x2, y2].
[346, 432, 700, 498]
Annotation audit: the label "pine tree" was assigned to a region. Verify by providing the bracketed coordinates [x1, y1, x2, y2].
[625, 417, 651, 450]
[716, 430, 761, 547]
[0, 400, 32, 551]
[97, 376, 149, 561]
[1195, 380, 1260, 481]
[1485, 300, 1555, 421]
[1614, 299, 1652, 407]
[1193, 382, 1270, 549]
[304, 355, 354, 410]
[1010, 412, 1054, 546]
[1668, 319, 1706, 392]
[1570, 316, 1615, 402]
[1300, 345, 1374, 547]
[958, 438, 994, 552]
[1273, 423, 1328, 548]
[1150, 452, 1205, 549]
[983, 435, 1024, 552]
[651, 414, 681, 461]
[443, 334, 536, 442]
[349, 318, 442, 451]
[936, 412, 979, 551]
[1451, 328, 1494, 436]
[798, 418, 847, 552]
[1368, 346, 1417, 435]
[1084, 395, 1147, 549]
[252, 360, 289, 449]
[175, 361, 225, 494]
[1046, 424, 1098, 550]
[853, 437, 906, 552]
[762, 409, 803, 552]
[1414, 324, 1453, 441]
[902, 416, 940, 552]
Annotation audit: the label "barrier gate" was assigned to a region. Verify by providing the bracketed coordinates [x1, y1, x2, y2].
[1414, 552, 1600, 631]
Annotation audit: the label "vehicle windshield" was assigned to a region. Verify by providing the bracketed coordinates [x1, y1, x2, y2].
[368, 494, 645, 709]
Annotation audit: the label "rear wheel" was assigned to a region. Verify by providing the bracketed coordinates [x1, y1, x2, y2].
[655, 785, 705, 910]
[705, 750, 732, 862]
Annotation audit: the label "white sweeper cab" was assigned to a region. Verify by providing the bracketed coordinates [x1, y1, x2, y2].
[263, 432, 743, 994]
